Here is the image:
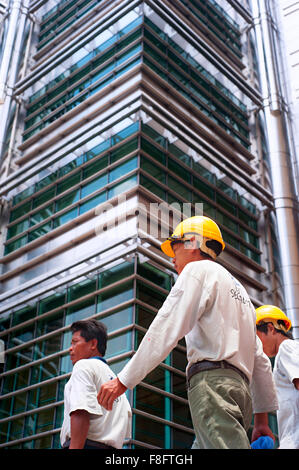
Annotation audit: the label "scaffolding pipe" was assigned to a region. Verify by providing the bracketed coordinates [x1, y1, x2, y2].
[0, 0, 30, 161]
[253, 0, 299, 339]
[0, 0, 22, 103]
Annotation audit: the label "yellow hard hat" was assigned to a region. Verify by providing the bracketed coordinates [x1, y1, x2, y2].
[161, 216, 225, 259]
[256, 305, 292, 332]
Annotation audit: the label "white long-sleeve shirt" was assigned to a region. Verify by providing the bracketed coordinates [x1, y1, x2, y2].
[274, 339, 299, 448]
[118, 260, 278, 413]
[60, 357, 132, 448]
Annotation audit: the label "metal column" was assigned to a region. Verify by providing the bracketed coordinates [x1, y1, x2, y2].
[253, 0, 299, 339]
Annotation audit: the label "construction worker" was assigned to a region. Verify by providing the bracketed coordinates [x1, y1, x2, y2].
[98, 216, 278, 449]
[256, 305, 299, 448]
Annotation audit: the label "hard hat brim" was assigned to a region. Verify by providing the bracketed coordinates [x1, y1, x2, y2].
[161, 239, 175, 257]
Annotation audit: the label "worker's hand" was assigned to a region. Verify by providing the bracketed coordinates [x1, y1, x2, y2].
[251, 412, 275, 444]
[97, 377, 127, 411]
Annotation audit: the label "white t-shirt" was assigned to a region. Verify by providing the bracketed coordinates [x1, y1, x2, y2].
[60, 357, 132, 449]
[118, 260, 278, 413]
[274, 339, 299, 448]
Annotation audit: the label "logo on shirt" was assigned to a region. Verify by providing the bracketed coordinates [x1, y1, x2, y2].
[230, 287, 251, 307]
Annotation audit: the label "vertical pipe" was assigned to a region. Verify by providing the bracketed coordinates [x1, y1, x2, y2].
[0, 0, 22, 103]
[252, 0, 299, 339]
[0, 0, 32, 162]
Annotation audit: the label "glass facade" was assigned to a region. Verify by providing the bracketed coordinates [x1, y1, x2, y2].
[0, 0, 284, 449]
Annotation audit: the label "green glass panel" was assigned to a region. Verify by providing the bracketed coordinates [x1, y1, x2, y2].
[193, 162, 215, 183]
[24, 414, 36, 437]
[0, 311, 11, 332]
[222, 230, 239, 249]
[84, 141, 110, 161]
[30, 204, 53, 226]
[111, 122, 139, 146]
[216, 193, 237, 215]
[108, 175, 137, 198]
[57, 172, 81, 195]
[28, 221, 52, 241]
[9, 417, 24, 440]
[105, 331, 132, 359]
[239, 210, 257, 231]
[35, 407, 55, 433]
[239, 227, 259, 248]
[141, 125, 167, 149]
[136, 305, 156, 330]
[0, 396, 12, 420]
[216, 210, 238, 232]
[53, 207, 78, 227]
[99, 261, 134, 287]
[59, 156, 84, 177]
[173, 429, 194, 449]
[7, 218, 29, 239]
[110, 137, 138, 164]
[15, 367, 30, 391]
[168, 144, 191, 167]
[55, 189, 80, 211]
[135, 385, 165, 419]
[217, 180, 237, 200]
[36, 311, 64, 336]
[168, 158, 191, 183]
[4, 234, 27, 255]
[140, 175, 166, 200]
[134, 413, 165, 448]
[81, 174, 108, 198]
[13, 187, 34, 206]
[68, 278, 96, 302]
[79, 191, 106, 214]
[39, 292, 66, 314]
[109, 157, 138, 182]
[35, 172, 58, 192]
[34, 333, 62, 359]
[12, 305, 36, 326]
[101, 306, 133, 333]
[140, 137, 166, 164]
[97, 283, 133, 313]
[10, 201, 31, 222]
[65, 298, 96, 325]
[168, 176, 191, 201]
[83, 155, 108, 179]
[140, 157, 166, 183]
[137, 262, 171, 290]
[137, 281, 166, 309]
[33, 187, 56, 209]
[193, 176, 215, 200]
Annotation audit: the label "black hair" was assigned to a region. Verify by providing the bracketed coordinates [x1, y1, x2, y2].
[256, 321, 293, 339]
[206, 240, 222, 256]
[71, 319, 108, 355]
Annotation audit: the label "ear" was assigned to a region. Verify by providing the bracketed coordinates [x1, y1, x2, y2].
[90, 338, 98, 351]
[267, 323, 276, 335]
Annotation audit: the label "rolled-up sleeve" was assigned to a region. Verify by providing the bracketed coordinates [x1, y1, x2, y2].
[250, 335, 279, 413]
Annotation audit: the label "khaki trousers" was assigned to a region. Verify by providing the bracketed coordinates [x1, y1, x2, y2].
[187, 368, 252, 449]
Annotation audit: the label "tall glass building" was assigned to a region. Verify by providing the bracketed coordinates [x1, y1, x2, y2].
[0, 0, 298, 449]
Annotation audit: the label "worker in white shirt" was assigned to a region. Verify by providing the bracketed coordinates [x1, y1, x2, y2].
[60, 319, 131, 449]
[97, 216, 278, 449]
[256, 305, 299, 449]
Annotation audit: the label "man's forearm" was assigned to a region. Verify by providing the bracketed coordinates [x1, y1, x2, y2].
[69, 410, 90, 449]
[251, 412, 275, 443]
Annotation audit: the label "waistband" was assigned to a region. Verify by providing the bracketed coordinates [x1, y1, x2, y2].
[63, 438, 116, 449]
[187, 360, 249, 386]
